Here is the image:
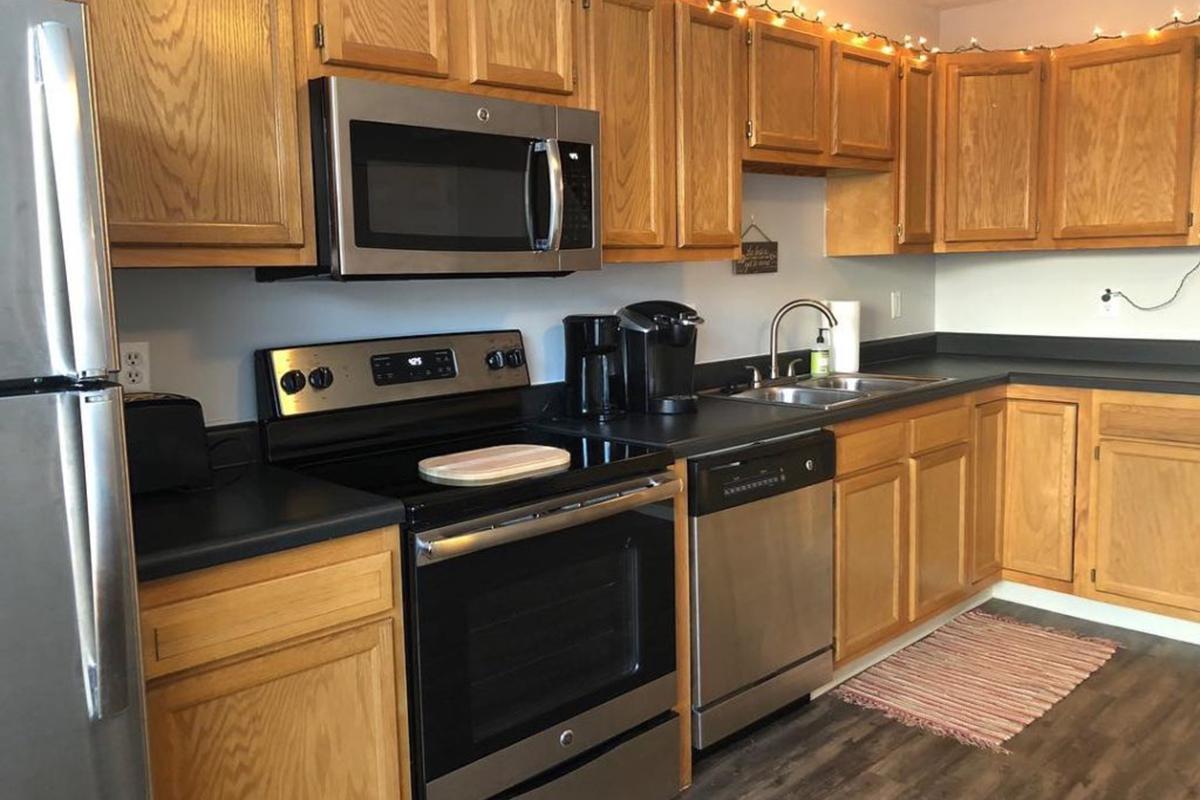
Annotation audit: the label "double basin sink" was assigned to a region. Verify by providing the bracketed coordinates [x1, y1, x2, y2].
[707, 373, 952, 411]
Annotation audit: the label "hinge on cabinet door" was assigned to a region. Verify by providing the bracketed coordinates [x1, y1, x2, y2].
[1035, 217, 1041, 235]
[582, 0, 591, 9]
[1040, 62, 1047, 81]
[314, 23, 325, 49]
[1090, 568, 1097, 583]
[746, 119, 754, 140]
[897, 222, 904, 240]
[1094, 445, 1101, 460]
[572, 65, 579, 87]
[747, 29, 753, 46]
[1190, 211, 1195, 228]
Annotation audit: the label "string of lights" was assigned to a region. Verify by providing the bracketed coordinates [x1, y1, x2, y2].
[703, 1, 1200, 57]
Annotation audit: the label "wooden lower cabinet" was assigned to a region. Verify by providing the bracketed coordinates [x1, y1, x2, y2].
[139, 528, 411, 800]
[1003, 400, 1078, 581]
[147, 621, 403, 800]
[909, 443, 970, 619]
[1094, 439, 1200, 613]
[970, 400, 1006, 582]
[834, 464, 908, 662]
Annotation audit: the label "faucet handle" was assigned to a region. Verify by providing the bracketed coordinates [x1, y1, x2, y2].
[786, 358, 809, 378]
[743, 365, 764, 386]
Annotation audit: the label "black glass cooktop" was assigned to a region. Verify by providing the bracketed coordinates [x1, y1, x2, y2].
[285, 426, 673, 530]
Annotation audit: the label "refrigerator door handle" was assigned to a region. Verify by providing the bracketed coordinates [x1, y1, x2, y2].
[65, 388, 134, 720]
[32, 21, 118, 380]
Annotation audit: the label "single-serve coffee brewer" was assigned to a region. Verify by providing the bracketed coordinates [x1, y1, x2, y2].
[617, 300, 704, 415]
[563, 315, 625, 420]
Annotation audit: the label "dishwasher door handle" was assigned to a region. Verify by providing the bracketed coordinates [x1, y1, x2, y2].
[416, 474, 682, 565]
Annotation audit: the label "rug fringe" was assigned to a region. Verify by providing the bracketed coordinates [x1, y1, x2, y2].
[965, 609, 1123, 651]
[832, 687, 1011, 755]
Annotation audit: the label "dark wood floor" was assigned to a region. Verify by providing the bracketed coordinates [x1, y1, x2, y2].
[687, 600, 1200, 800]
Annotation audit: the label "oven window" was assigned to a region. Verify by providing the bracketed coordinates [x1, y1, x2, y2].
[412, 506, 674, 783]
[349, 121, 549, 252]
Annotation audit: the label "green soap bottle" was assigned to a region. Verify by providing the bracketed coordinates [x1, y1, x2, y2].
[810, 328, 831, 377]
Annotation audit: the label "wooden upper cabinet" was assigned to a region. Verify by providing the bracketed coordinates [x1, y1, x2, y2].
[835, 464, 908, 662]
[898, 59, 935, 244]
[830, 42, 897, 160]
[89, 0, 306, 249]
[468, 0, 575, 93]
[909, 443, 970, 620]
[1095, 440, 1200, 613]
[319, 0, 450, 76]
[1003, 400, 1077, 582]
[675, 3, 742, 247]
[971, 400, 1006, 582]
[1049, 37, 1195, 240]
[598, 0, 673, 248]
[747, 21, 829, 154]
[941, 53, 1045, 243]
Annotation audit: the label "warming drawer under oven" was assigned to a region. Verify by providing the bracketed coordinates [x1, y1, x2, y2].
[407, 472, 683, 800]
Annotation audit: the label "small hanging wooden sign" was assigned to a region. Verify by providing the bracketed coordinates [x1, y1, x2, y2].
[733, 222, 779, 274]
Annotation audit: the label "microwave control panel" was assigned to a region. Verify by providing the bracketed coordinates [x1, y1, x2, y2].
[560, 141, 594, 250]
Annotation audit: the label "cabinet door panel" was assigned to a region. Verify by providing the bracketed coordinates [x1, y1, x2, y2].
[468, 0, 574, 93]
[910, 444, 970, 619]
[147, 621, 402, 800]
[598, 0, 673, 248]
[899, 60, 935, 244]
[89, 0, 305, 246]
[1004, 400, 1077, 581]
[748, 22, 828, 154]
[1096, 440, 1200, 612]
[320, 0, 450, 76]
[831, 43, 896, 160]
[1051, 38, 1195, 239]
[675, 4, 742, 247]
[942, 55, 1043, 242]
[971, 400, 1006, 582]
[835, 464, 908, 661]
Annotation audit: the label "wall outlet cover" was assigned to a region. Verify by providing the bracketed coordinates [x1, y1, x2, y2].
[890, 291, 903, 320]
[119, 341, 151, 390]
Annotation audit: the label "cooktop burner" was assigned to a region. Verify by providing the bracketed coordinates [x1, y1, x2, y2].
[288, 426, 670, 530]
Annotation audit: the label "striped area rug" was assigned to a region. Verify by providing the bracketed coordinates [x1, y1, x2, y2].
[833, 610, 1120, 752]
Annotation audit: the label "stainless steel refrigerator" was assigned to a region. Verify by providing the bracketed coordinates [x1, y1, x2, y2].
[0, 0, 150, 796]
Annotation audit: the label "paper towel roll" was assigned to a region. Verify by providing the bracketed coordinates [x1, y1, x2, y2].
[829, 300, 861, 374]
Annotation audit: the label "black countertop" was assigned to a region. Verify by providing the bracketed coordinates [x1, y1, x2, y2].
[540, 354, 1200, 457]
[133, 463, 405, 581]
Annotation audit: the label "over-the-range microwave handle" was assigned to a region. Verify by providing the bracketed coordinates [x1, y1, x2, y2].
[533, 139, 565, 252]
[415, 472, 682, 564]
[32, 21, 119, 380]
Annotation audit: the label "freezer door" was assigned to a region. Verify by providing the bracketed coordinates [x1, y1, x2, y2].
[0, 0, 118, 383]
[0, 387, 149, 798]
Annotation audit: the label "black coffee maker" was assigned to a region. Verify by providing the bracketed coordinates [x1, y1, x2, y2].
[563, 315, 626, 420]
[618, 301, 704, 415]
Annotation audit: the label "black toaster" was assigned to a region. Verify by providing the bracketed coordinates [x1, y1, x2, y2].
[123, 392, 212, 495]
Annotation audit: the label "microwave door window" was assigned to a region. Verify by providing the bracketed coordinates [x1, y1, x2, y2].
[350, 121, 547, 252]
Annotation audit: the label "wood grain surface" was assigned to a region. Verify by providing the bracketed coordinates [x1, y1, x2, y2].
[908, 443, 970, 620]
[468, 0, 574, 92]
[898, 59, 935, 244]
[418, 444, 571, 485]
[320, 0, 449, 75]
[830, 42, 896, 160]
[748, 21, 828, 154]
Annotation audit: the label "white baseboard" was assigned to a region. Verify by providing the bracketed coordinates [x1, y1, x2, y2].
[991, 580, 1200, 647]
[812, 579, 1200, 697]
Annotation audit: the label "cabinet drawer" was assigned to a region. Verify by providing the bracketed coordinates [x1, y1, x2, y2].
[1098, 402, 1200, 445]
[140, 539, 395, 679]
[910, 406, 970, 454]
[836, 421, 907, 475]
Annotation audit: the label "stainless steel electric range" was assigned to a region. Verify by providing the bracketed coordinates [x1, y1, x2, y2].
[256, 330, 683, 800]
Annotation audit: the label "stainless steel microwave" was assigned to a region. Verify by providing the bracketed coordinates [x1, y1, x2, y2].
[309, 78, 601, 278]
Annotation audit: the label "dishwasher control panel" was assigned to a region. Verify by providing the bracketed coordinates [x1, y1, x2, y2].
[688, 430, 835, 516]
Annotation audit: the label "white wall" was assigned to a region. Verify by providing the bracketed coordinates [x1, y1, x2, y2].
[114, 174, 935, 424]
[935, 1, 1200, 341]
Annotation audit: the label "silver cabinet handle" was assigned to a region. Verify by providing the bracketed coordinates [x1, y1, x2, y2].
[67, 388, 133, 720]
[416, 474, 682, 564]
[32, 21, 117, 380]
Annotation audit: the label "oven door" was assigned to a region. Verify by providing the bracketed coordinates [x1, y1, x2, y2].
[320, 77, 597, 277]
[411, 473, 680, 800]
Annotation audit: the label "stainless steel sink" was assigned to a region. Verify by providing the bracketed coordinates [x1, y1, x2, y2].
[706, 373, 952, 410]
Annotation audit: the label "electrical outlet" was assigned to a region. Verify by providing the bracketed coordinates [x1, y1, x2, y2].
[1098, 296, 1121, 319]
[890, 291, 903, 320]
[119, 341, 151, 390]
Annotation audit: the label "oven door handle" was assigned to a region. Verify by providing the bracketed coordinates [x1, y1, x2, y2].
[415, 474, 682, 564]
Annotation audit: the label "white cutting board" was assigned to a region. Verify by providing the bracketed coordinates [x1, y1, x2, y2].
[418, 444, 572, 486]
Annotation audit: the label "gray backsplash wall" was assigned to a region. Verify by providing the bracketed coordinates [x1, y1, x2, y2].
[113, 173, 936, 424]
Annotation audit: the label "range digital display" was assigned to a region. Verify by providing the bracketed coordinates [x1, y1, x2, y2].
[371, 348, 456, 386]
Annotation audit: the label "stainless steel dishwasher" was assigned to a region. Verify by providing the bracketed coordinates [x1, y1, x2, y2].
[688, 430, 834, 749]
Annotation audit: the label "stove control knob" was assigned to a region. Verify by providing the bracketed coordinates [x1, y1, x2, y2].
[505, 348, 526, 368]
[308, 366, 334, 390]
[485, 350, 506, 370]
[279, 369, 306, 395]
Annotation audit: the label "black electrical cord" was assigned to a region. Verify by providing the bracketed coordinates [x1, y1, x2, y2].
[1101, 259, 1200, 312]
